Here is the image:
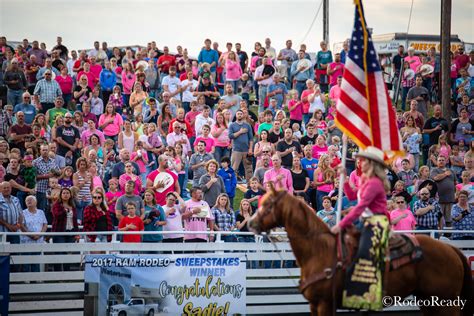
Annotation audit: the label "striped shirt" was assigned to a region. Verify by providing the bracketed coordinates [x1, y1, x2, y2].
[413, 198, 441, 228]
[0, 194, 22, 232]
[33, 79, 62, 103]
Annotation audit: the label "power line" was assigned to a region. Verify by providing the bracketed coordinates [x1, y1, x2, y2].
[300, 0, 324, 45]
[406, 0, 415, 33]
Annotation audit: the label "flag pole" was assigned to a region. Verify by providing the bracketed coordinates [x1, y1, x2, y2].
[336, 133, 348, 224]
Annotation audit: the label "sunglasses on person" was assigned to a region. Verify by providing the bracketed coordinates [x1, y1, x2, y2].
[420, 193, 429, 196]
[396, 201, 405, 204]
[93, 196, 103, 200]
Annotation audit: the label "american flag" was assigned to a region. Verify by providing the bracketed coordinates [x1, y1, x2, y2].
[335, 0, 403, 153]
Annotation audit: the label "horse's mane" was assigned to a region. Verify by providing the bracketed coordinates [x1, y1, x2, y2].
[272, 190, 331, 236]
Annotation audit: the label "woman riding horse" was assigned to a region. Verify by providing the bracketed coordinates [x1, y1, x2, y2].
[330, 146, 391, 310]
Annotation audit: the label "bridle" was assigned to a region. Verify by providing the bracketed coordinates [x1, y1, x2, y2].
[255, 190, 286, 233]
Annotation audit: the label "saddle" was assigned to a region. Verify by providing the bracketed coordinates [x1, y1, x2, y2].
[341, 228, 423, 271]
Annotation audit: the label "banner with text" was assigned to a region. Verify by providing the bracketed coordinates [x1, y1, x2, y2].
[84, 254, 246, 316]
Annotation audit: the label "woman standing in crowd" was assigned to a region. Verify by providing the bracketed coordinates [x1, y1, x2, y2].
[73, 75, 92, 110]
[72, 157, 92, 223]
[121, 62, 136, 106]
[98, 103, 123, 142]
[162, 192, 186, 243]
[211, 111, 230, 163]
[254, 130, 274, 167]
[157, 103, 173, 142]
[83, 134, 103, 159]
[199, 160, 226, 207]
[119, 162, 142, 195]
[142, 189, 167, 243]
[56, 66, 73, 105]
[118, 120, 138, 154]
[236, 199, 254, 242]
[451, 190, 474, 240]
[32, 114, 51, 141]
[450, 107, 473, 144]
[130, 82, 148, 117]
[108, 85, 124, 114]
[291, 156, 310, 201]
[212, 193, 236, 242]
[73, 111, 87, 134]
[52, 187, 79, 244]
[313, 154, 335, 211]
[4, 156, 32, 209]
[83, 189, 113, 242]
[224, 51, 242, 93]
[20, 196, 47, 272]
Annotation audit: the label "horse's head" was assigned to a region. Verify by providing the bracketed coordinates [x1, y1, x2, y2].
[248, 184, 287, 234]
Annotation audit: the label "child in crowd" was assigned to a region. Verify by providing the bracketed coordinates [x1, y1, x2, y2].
[244, 177, 264, 211]
[391, 180, 406, 199]
[240, 73, 252, 102]
[288, 90, 303, 128]
[414, 165, 430, 192]
[396, 110, 405, 129]
[105, 179, 123, 226]
[58, 166, 74, 188]
[292, 123, 302, 140]
[450, 145, 465, 181]
[46, 177, 61, 205]
[118, 202, 144, 243]
[108, 85, 124, 114]
[130, 141, 149, 185]
[91, 86, 104, 117]
[326, 99, 336, 121]
[90, 163, 103, 190]
[397, 159, 418, 189]
[438, 133, 451, 159]
[316, 197, 337, 227]
[217, 157, 237, 208]
[22, 155, 36, 192]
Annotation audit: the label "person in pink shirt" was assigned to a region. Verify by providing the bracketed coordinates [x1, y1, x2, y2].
[327, 53, 344, 87]
[121, 63, 136, 106]
[301, 79, 315, 125]
[288, 89, 303, 126]
[263, 155, 293, 194]
[193, 124, 215, 154]
[81, 119, 105, 146]
[77, 62, 98, 90]
[312, 135, 328, 159]
[98, 103, 123, 141]
[119, 162, 143, 195]
[224, 51, 242, 93]
[185, 100, 200, 139]
[390, 192, 416, 232]
[329, 76, 342, 102]
[331, 147, 391, 309]
[183, 187, 215, 242]
[105, 179, 123, 226]
[404, 47, 421, 72]
[89, 56, 103, 79]
[55, 67, 73, 104]
[211, 111, 231, 164]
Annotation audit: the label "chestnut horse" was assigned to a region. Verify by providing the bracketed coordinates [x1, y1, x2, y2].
[248, 188, 473, 316]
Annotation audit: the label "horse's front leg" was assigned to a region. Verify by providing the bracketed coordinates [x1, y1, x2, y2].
[316, 300, 334, 316]
[309, 302, 319, 316]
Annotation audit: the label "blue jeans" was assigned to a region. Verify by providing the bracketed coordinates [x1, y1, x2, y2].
[182, 101, 191, 113]
[226, 80, 240, 94]
[7, 89, 22, 107]
[75, 200, 90, 224]
[295, 81, 307, 98]
[17, 190, 28, 209]
[401, 86, 411, 111]
[258, 85, 268, 113]
[36, 192, 48, 217]
[213, 146, 230, 164]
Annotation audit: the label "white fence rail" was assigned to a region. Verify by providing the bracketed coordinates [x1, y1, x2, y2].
[1, 230, 473, 315]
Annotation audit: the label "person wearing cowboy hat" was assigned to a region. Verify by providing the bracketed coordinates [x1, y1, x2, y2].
[330, 146, 391, 311]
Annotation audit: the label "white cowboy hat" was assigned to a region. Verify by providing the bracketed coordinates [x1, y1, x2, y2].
[355, 146, 385, 165]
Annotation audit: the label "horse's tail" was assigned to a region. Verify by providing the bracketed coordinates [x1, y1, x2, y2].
[452, 246, 473, 316]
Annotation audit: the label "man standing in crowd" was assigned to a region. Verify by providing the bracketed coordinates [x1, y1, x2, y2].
[13, 92, 36, 124]
[291, 50, 313, 97]
[254, 57, 274, 113]
[263, 154, 293, 193]
[33, 69, 62, 114]
[53, 36, 69, 61]
[45, 96, 68, 127]
[277, 40, 297, 82]
[116, 181, 145, 221]
[235, 43, 248, 73]
[254, 154, 271, 184]
[4, 58, 27, 107]
[267, 73, 288, 111]
[112, 149, 140, 179]
[0, 182, 23, 246]
[413, 187, 442, 231]
[277, 128, 302, 169]
[423, 104, 449, 163]
[407, 75, 430, 118]
[431, 156, 456, 228]
[327, 53, 344, 88]
[198, 39, 219, 81]
[190, 141, 214, 187]
[184, 187, 214, 243]
[221, 84, 242, 117]
[33, 144, 59, 213]
[229, 110, 253, 183]
[55, 112, 80, 166]
[146, 155, 179, 206]
[9, 111, 32, 153]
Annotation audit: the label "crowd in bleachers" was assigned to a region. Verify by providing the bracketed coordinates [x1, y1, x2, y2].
[0, 35, 473, 254]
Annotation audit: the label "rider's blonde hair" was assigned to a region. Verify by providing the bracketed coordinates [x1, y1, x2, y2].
[367, 160, 391, 193]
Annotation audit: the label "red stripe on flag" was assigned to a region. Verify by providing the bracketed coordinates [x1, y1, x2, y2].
[336, 114, 371, 146]
[342, 69, 366, 96]
[385, 87, 400, 149]
[339, 92, 370, 125]
[367, 73, 381, 148]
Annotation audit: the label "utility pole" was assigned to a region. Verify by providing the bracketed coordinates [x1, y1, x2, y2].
[440, 0, 452, 121]
[323, 0, 329, 43]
